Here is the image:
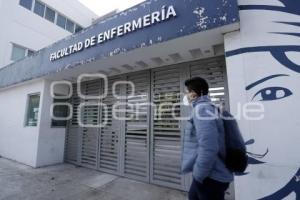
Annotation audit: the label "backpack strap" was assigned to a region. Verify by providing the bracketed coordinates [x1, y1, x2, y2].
[209, 104, 228, 163]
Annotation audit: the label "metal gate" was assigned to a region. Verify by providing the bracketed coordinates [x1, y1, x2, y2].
[98, 76, 122, 174]
[150, 65, 183, 189]
[65, 56, 228, 190]
[122, 71, 151, 181]
[80, 79, 102, 169]
[65, 84, 81, 164]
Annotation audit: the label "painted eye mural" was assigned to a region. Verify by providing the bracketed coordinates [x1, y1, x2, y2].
[227, 0, 300, 74]
[244, 74, 293, 101]
[226, 46, 300, 73]
[252, 87, 292, 101]
[225, 0, 300, 199]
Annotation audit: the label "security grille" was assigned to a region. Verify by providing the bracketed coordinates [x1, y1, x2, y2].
[65, 56, 228, 191]
[65, 84, 81, 163]
[98, 76, 122, 174]
[151, 66, 183, 189]
[123, 71, 150, 181]
[80, 79, 102, 168]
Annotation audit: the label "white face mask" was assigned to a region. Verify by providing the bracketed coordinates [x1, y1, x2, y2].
[183, 95, 191, 106]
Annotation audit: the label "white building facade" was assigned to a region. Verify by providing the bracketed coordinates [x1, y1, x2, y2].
[0, 0, 97, 68]
[0, 0, 97, 167]
[0, 0, 299, 199]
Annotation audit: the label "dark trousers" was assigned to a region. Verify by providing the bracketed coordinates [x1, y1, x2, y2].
[188, 178, 229, 200]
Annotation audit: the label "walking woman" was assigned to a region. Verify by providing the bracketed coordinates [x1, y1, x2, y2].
[182, 77, 233, 200]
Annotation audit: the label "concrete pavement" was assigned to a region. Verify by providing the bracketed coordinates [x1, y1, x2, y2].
[0, 158, 187, 200]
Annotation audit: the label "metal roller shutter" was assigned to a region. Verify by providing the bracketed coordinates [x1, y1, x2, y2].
[150, 66, 183, 189]
[123, 71, 151, 181]
[79, 79, 102, 168]
[98, 76, 123, 174]
[65, 84, 81, 164]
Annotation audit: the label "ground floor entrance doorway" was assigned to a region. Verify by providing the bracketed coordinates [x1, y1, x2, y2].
[64, 56, 228, 191]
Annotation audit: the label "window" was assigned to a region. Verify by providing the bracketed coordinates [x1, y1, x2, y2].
[75, 24, 83, 33]
[66, 19, 75, 33]
[11, 44, 26, 61]
[51, 98, 69, 127]
[45, 6, 56, 23]
[21, 0, 80, 33]
[11, 44, 35, 61]
[56, 14, 66, 29]
[26, 94, 40, 127]
[19, 0, 33, 11]
[34, 0, 45, 17]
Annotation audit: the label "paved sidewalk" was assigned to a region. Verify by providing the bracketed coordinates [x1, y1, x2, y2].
[0, 158, 187, 200]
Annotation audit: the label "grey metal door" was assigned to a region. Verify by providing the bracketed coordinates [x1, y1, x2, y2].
[121, 70, 151, 182]
[80, 79, 102, 169]
[65, 84, 81, 164]
[98, 76, 123, 175]
[149, 56, 228, 190]
[150, 65, 184, 189]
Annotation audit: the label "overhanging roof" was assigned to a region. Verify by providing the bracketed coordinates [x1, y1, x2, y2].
[0, 0, 239, 89]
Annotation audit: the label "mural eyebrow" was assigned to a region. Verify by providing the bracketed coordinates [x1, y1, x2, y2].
[245, 74, 289, 90]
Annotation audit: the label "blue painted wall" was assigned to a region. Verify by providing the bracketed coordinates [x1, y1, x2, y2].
[0, 0, 239, 88]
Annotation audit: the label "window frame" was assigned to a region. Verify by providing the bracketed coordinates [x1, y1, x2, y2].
[19, 0, 33, 11]
[33, 0, 46, 18]
[20, 0, 80, 33]
[56, 14, 67, 29]
[45, 6, 56, 23]
[11, 43, 35, 62]
[66, 19, 75, 33]
[24, 93, 41, 127]
[11, 44, 27, 62]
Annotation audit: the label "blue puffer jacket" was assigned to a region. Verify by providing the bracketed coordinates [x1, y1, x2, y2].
[181, 95, 233, 183]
